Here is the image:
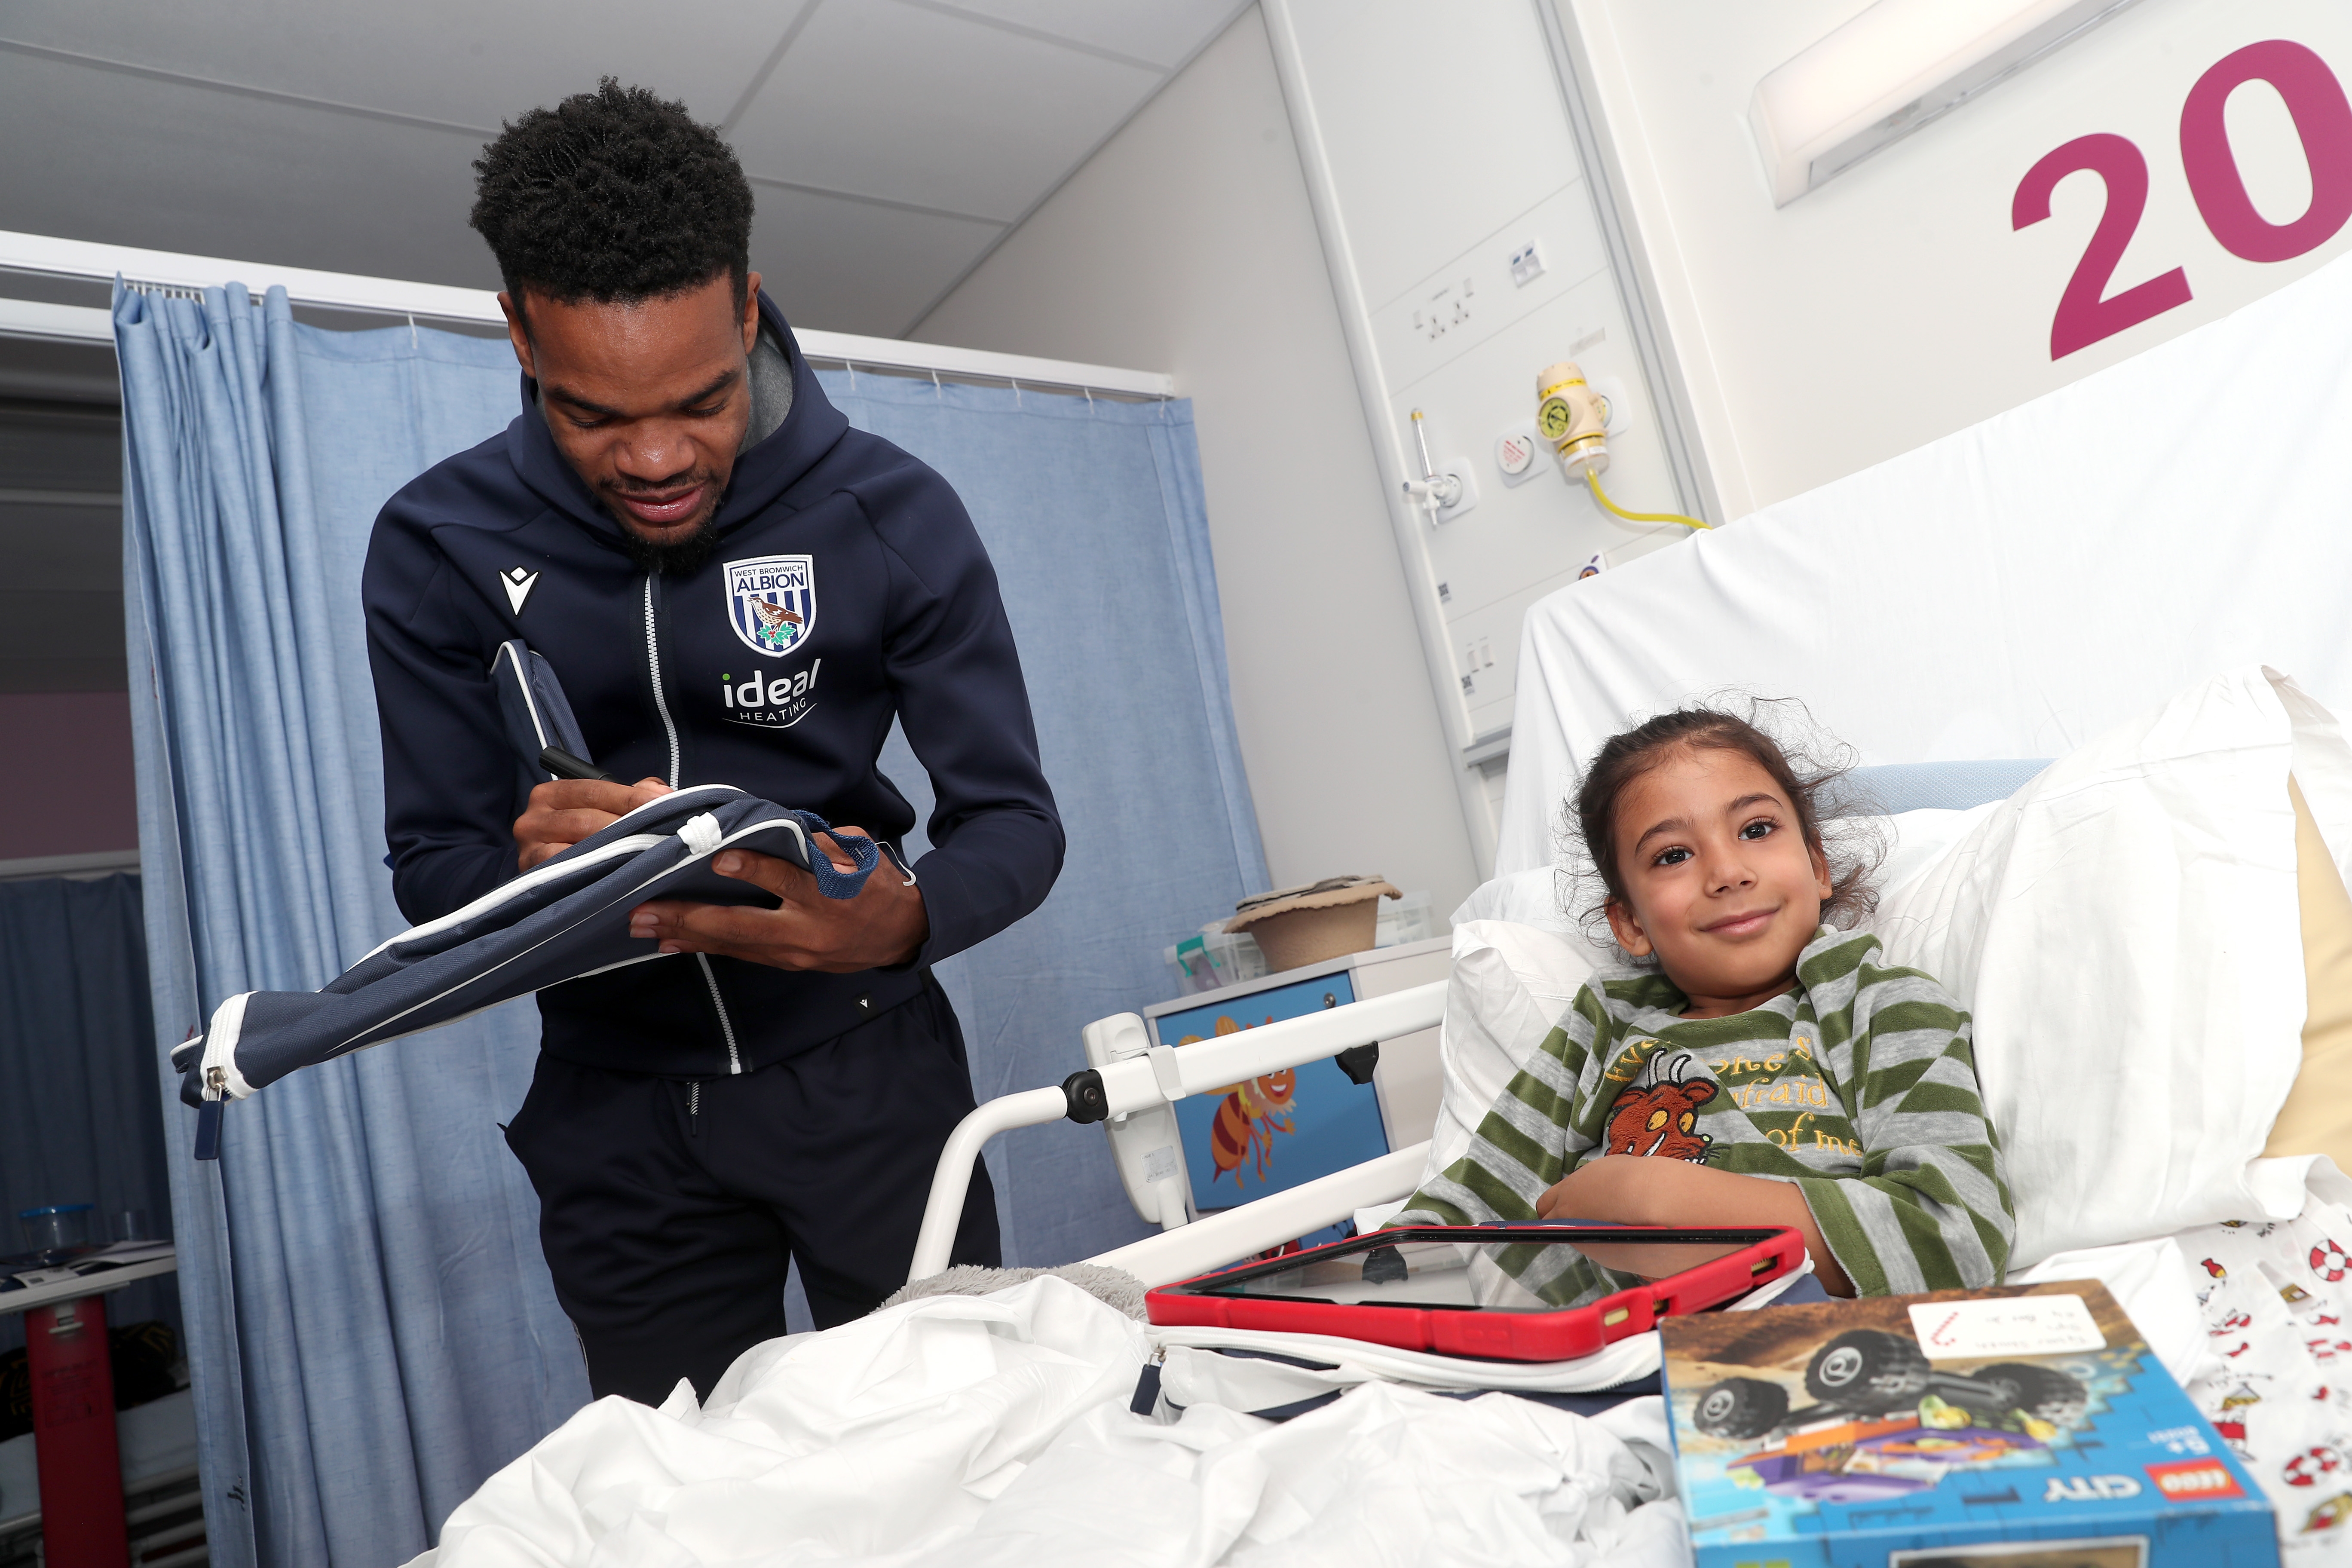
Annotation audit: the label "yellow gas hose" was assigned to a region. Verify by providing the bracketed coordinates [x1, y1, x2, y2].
[1587, 469, 1710, 530]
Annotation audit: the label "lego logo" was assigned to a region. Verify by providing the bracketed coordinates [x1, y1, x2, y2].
[2146, 1458, 2245, 1500]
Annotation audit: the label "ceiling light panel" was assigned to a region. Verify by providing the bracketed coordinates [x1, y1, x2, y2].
[0, 52, 500, 289]
[915, 0, 1243, 70]
[1750, 0, 2141, 207]
[728, 0, 1158, 220]
[0, 0, 787, 129]
[747, 186, 1003, 338]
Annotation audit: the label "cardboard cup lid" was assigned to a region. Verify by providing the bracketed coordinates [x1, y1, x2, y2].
[1224, 875, 1402, 933]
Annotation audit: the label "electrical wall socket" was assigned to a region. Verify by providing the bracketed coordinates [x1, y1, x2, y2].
[1409, 276, 1477, 344]
[1370, 183, 1608, 395]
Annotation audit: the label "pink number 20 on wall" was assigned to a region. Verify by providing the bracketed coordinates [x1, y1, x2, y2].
[2013, 39, 2352, 359]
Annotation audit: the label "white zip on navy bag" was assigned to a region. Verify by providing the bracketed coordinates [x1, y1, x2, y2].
[172, 785, 885, 1154]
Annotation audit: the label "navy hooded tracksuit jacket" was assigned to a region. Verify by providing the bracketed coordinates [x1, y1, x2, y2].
[361, 294, 1064, 1078]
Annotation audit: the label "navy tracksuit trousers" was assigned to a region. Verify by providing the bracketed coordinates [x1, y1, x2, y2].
[502, 977, 1002, 1403]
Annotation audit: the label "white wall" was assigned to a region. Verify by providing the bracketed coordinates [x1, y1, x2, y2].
[922, 0, 2352, 902]
[916, 6, 1483, 924]
[1562, 0, 2352, 518]
[1262, 0, 1699, 868]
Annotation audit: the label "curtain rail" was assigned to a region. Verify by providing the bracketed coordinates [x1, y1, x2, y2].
[0, 229, 1174, 399]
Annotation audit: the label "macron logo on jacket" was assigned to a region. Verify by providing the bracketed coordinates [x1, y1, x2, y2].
[501, 566, 539, 614]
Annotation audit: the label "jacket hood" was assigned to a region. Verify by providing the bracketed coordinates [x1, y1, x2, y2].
[505, 291, 852, 545]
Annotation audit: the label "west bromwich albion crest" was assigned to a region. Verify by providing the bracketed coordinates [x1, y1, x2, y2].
[724, 554, 816, 656]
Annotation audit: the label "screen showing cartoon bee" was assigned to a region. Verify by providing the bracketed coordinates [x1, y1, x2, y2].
[1154, 974, 1393, 1213]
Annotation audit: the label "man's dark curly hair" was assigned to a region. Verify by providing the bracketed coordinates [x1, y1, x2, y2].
[469, 78, 753, 321]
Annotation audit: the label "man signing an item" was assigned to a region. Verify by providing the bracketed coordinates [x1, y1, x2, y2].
[361, 80, 1061, 1402]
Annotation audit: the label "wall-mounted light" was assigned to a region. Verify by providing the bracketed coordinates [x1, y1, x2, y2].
[1750, 0, 2141, 208]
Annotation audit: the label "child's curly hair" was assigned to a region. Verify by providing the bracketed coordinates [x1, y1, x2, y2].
[1559, 697, 1884, 950]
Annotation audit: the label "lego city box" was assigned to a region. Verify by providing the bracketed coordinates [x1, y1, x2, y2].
[1660, 1280, 2277, 1568]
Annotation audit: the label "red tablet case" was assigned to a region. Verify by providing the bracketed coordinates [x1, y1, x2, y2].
[1144, 1224, 1805, 1362]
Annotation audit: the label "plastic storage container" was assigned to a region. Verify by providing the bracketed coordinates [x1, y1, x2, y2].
[1163, 927, 1269, 994]
[1375, 890, 1435, 948]
[19, 1202, 95, 1253]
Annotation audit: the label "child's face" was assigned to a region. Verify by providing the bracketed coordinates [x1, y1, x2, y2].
[1603, 746, 1832, 1013]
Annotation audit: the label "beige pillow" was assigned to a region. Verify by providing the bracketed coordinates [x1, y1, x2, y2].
[2265, 779, 2352, 1171]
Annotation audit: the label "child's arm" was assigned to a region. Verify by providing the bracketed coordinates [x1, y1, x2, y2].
[1537, 1156, 1854, 1295]
[1793, 957, 2013, 1294]
[1387, 987, 1608, 1229]
[1537, 950, 2012, 1298]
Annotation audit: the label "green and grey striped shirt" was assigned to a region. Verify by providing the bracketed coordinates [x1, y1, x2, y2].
[1390, 928, 2012, 1302]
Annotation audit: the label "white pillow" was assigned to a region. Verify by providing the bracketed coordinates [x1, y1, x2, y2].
[1447, 866, 1574, 932]
[1865, 666, 2347, 1266]
[1424, 920, 1600, 1176]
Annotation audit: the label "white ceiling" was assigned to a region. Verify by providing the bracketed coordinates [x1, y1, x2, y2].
[0, 0, 1248, 337]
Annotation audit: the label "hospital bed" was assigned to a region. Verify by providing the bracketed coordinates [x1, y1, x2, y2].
[423, 674, 2352, 1567]
[404, 243, 2352, 1559]
[903, 757, 2058, 1294]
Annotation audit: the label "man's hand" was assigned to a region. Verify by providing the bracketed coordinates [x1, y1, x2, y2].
[626, 829, 929, 973]
[514, 776, 674, 871]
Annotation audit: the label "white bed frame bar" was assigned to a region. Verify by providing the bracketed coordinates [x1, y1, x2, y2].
[907, 979, 1447, 1287]
[0, 228, 1177, 399]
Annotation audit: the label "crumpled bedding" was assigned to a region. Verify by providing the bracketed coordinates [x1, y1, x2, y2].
[417, 1277, 1690, 1568]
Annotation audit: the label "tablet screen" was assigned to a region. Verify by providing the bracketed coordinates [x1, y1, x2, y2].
[1179, 1227, 1779, 1312]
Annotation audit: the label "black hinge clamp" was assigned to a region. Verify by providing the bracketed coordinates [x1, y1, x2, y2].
[1063, 1068, 1109, 1124]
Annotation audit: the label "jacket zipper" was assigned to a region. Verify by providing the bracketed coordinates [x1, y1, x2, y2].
[698, 953, 744, 1075]
[688, 1079, 701, 1136]
[642, 574, 683, 787]
[643, 571, 741, 1074]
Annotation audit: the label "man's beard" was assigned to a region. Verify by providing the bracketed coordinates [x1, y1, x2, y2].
[604, 493, 724, 576]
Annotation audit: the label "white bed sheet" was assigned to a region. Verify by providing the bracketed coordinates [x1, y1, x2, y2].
[409, 1196, 2352, 1567]
[0, 1385, 197, 1526]
[417, 1277, 1691, 1568]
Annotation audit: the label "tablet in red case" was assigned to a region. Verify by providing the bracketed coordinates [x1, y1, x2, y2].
[1145, 1224, 1805, 1362]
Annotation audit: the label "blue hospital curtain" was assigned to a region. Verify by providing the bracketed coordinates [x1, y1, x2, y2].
[116, 285, 583, 1568]
[817, 370, 1268, 1268]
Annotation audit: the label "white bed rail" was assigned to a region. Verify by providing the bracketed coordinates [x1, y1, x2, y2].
[1085, 1142, 1430, 1288]
[906, 979, 1446, 1284]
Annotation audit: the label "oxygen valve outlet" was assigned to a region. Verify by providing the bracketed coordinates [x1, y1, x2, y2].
[1536, 361, 1610, 480]
[1538, 360, 1710, 531]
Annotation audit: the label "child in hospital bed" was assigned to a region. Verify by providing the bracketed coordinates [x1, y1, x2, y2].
[1387, 706, 2013, 1301]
